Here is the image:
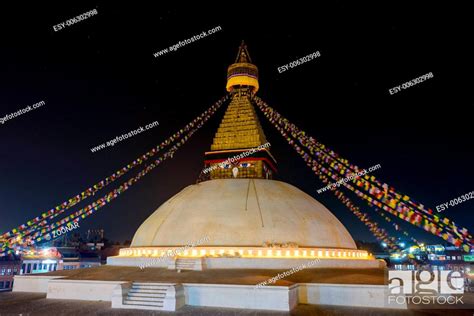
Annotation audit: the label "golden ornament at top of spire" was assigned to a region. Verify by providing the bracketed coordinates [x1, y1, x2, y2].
[226, 41, 259, 93]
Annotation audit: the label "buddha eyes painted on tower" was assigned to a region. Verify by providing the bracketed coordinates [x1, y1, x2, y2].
[219, 162, 254, 169]
[239, 162, 253, 168]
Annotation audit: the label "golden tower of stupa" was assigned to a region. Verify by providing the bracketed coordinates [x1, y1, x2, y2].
[203, 42, 277, 180]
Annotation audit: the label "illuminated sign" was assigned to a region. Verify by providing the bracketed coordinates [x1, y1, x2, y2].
[464, 255, 474, 262]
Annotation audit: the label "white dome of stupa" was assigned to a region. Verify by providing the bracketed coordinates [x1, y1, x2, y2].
[131, 179, 357, 250]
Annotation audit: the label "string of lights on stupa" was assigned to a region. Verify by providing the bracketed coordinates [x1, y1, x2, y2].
[373, 208, 420, 246]
[0, 95, 229, 256]
[255, 96, 471, 251]
[301, 144, 400, 250]
[253, 96, 469, 234]
[256, 97, 470, 250]
[1, 101, 222, 254]
[1, 95, 229, 246]
[255, 97, 468, 243]
[251, 97, 400, 250]
[253, 95, 472, 248]
[253, 96, 471, 252]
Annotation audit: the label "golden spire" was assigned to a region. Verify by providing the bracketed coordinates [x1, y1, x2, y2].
[203, 43, 276, 180]
[235, 40, 252, 63]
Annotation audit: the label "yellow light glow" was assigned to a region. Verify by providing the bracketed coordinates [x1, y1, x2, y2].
[118, 247, 373, 261]
[226, 76, 259, 92]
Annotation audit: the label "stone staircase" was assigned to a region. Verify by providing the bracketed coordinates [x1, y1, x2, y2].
[112, 282, 184, 311]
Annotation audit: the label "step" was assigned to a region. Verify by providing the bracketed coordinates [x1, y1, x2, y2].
[176, 266, 195, 269]
[129, 288, 167, 293]
[130, 288, 168, 293]
[129, 289, 167, 294]
[132, 283, 175, 286]
[131, 285, 169, 290]
[126, 296, 165, 302]
[176, 263, 196, 266]
[124, 300, 164, 307]
[128, 292, 166, 298]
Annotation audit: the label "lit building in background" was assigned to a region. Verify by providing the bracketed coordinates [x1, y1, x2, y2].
[389, 243, 471, 272]
[20, 247, 61, 274]
[0, 255, 21, 292]
[20, 246, 101, 274]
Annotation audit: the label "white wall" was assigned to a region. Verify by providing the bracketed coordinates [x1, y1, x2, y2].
[13, 275, 405, 310]
[298, 283, 406, 309]
[47, 280, 128, 301]
[13, 275, 64, 293]
[184, 283, 298, 311]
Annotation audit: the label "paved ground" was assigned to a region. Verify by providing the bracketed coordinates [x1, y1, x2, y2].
[39, 266, 385, 286]
[0, 292, 473, 315]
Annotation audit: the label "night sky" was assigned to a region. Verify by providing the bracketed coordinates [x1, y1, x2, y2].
[1, 2, 472, 246]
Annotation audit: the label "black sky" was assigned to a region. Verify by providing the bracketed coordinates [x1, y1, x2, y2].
[0, 2, 473, 246]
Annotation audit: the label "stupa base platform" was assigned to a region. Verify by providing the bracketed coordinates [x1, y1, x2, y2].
[110, 246, 383, 270]
[108, 256, 385, 270]
[12, 265, 407, 310]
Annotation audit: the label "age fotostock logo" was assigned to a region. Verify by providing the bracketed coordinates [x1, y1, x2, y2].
[388, 269, 465, 307]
